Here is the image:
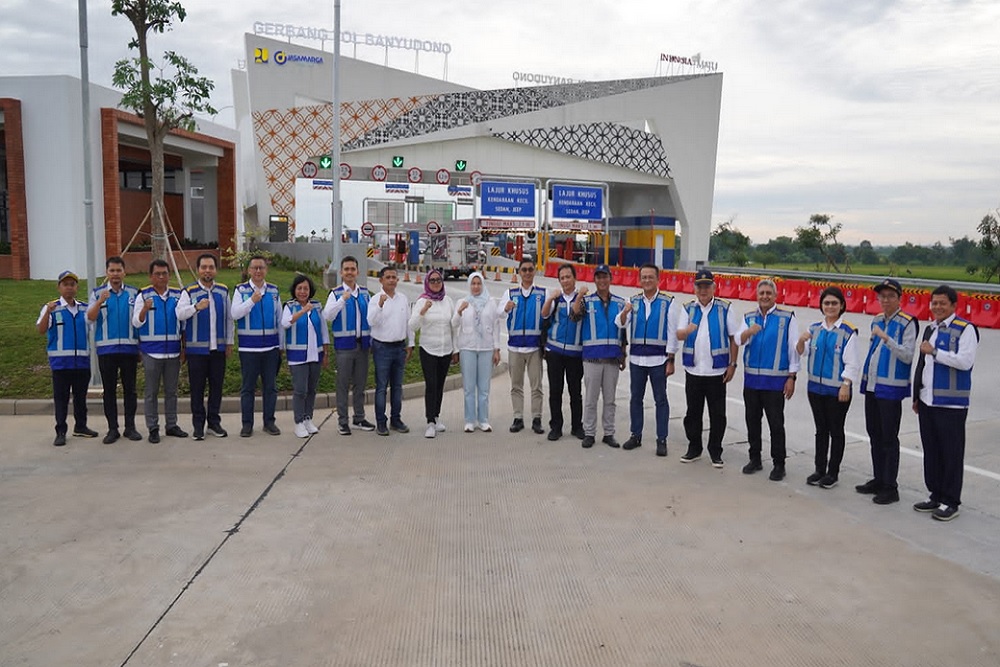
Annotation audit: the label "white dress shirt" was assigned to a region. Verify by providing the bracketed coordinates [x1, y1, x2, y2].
[322, 282, 364, 337]
[37, 297, 81, 325]
[280, 303, 330, 365]
[919, 314, 978, 408]
[367, 290, 415, 346]
[453, 298, 502, 352]
[409, 296, 457, 356]
[131, 287, 179, 359]
[615, 292, 679, 367]
[810, 316, 861, 386]
[175, 281, 235, 351]
[498, 284, 542, 354]
[734, 305, 801, 374]
[677, 298, 741, 376]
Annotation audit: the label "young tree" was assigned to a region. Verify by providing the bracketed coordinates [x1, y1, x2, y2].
[970, 211, 1000, 283]
[794, 213, 844, 273]
[709, 218, 751, 267]
[111, 0, 215, 261]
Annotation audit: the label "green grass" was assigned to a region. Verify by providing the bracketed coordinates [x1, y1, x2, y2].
[0, 268, 451, 399]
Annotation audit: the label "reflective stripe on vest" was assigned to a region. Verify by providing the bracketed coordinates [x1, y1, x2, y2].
[629, 292, 671, 356]
[136, 287, 182, 356]
[861, 310, 914, 399]
[743, 309, 793, 391]
[47, 302, 90, 370]
[235, 282, 280, 349]
[285, 300, 325, 363]
[506, 286, 546, 348]
[682, 299, 730, 369]
[806, 321, 856, 396]
[330, 285, 371, 350]
[92, 285, 139, 354]
[581, 293, 626, 360]
[930, 318, 974, 407]
[184, 283, 229, 354]
[546, 293, 583, 355]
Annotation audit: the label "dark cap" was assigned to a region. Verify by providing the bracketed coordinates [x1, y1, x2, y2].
[873, 278, 902, 296]
[594, 264, 611, 276]
[693, 269, 715, 285]
[58, 270, 79, 284]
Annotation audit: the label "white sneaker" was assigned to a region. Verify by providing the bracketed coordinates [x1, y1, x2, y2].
[479, 423, 492, 432]
[435, 420, 446, 432]
[424, 423, 437, 438]
[464, 423, 475, 433]
[294, 422, 310, 438]
[303, 419, 319, 434]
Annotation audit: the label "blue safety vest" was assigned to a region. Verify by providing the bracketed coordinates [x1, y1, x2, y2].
[329, 285, 371, 351]
[285, 300, 326, 363]
[861, 310, 916, 400]
[682, 298, 731, 369]
[806, 321, 858, 396]
[183, 283, 230, 355]
[629, 292, 673, 357]
[506, 286, 546, 348]
[929, 317, 976, 407]
[545, 293, 583, 356]
[581, 293, 626, 361]
[136, 286, 183, 356]
[91, 284, 139, 355]
[743, 308, 794, 392]
[46, 301, 90, 370]
[234, 282, 281, 349]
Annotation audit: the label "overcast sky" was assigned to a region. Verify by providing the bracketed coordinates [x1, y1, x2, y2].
[3, 0, 998, 245]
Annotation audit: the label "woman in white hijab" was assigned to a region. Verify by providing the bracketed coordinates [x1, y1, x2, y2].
[452, 272, 502, 432]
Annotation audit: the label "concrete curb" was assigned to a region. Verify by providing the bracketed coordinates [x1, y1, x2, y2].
[0, 362, 509, 417]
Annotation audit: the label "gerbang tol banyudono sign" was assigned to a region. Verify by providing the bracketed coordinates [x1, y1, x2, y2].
[253, 22, 452, 54]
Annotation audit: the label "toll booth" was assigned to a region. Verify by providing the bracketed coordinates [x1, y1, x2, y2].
[606, 215, 675, 269]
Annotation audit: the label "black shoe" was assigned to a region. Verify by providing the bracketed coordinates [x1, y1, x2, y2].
[806, 471, 824, 486]
[571, 427, 586, 440]
[262, 423, 281, 436]
[932, 505, 960, 521]
[165, 426, 188, 438]
[818, 474, 839, 489]
[192, 430, 205, 441]
[873, 489, 900, 505]
[655, 439, 667, 457]
[207, 425, 228, 438]
[240, 425, 253, 438]
[102, 430, 120, 445]
[913, 499, 939, 512]
[390, 421, 409, 433]
[602, 435, 620, 449]
[855, 479, 880, 494]
[353, 419, 376, 431]
[338, 423, 352, 436]
[711, 457, 724, 469]
[509, 418, 524, 433]
[769, 465, 786, 481]
[53, 433, 67, 447]
[742, 459, 763, 474]
[531, 418, 545, 434]
[148, 429, 160, 444]
[547, 430, 562, 441]
[622, 435, 642, 451]
[581, 435, 595, 448]
[123, 428, 143, 441]
[377, 423, 390, 436]
[680, 449, 702, 463]
[73, 426, 99, 438]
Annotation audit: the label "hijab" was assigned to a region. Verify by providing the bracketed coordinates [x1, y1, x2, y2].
[466, 272, 490, 313]
[420, 269, 446, 302]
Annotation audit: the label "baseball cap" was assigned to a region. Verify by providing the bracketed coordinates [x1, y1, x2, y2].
[873, 278, 902, 296]
[594, 264, 611, 276]
[58, 270, 79, 284]
[693, 269, 715, 285]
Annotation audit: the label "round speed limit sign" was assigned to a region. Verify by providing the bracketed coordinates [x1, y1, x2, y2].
[370, 164, 388, 182]
[301, 161, 318, 178]
[407, 167, 423, 183]
[339, 163, 352, 180]
[435, 169, 451, 185]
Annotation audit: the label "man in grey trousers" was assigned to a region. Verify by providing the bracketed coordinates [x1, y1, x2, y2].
[323, 255, 376, 436]
[572, 265, 627, 448]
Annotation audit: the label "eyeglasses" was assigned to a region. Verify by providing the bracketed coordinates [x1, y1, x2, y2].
[520, 267, 535, 273]
[249, 266, 266, 271]
[428, 278, 443, 284]
[821, 300, 841, 306]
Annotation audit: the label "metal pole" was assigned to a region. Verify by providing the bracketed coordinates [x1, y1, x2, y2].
[79, 0, 100, 388]
[325, 0, 343, 289]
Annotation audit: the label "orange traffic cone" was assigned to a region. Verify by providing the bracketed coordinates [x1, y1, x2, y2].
[510, 269, 517, 284]
[404, 269, 411, 283]
[494, 268, 502, 282]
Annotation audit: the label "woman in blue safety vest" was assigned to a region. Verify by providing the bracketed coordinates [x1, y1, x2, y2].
[796, 286, 861, 489]
[281, 274, 330, 439]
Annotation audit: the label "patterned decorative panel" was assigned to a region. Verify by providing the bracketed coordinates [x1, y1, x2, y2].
[494, 123, 671, 178]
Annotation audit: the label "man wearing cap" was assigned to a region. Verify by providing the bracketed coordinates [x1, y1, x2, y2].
[857, 278, 917, 505]
[676, 269, 741, 468]
[86, 256, 142, 444]
[736, 279, 800, 480]
[37, 271, 98, 446]
[615, 263, 679, 457]
[572, 264, 627, 449]
[132, 259, 188, 443]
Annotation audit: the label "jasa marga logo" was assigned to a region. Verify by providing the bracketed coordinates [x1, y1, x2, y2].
[274, 50, 287, 65]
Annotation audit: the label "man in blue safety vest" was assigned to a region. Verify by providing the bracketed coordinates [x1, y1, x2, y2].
[676, 269, 740, 468]
[37, 270, 98, 447]
[132, 259, 187, 443]
[857, 278, 917, 505]
[86, 256, 142, 444]
[736, 278, 800, 481]
[912, 284, 978, 522]
[500, 257, 547, 435]
[177, 253, 233, 441]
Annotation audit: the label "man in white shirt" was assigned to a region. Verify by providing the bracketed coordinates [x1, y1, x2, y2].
[176, 253, 234, 441]
[499, 258, 547, 435]
[367, 266, 415, 436]
[676, 270, 740, 468]
[912, 285, 978, 522]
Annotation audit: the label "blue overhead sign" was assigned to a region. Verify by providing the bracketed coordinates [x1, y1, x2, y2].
[551, 184, 603, 220]
[480, 181, 536, 218]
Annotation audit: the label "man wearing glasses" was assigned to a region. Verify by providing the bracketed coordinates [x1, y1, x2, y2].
[231, 255, 283, 437]
[499, 258, 547, 434]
